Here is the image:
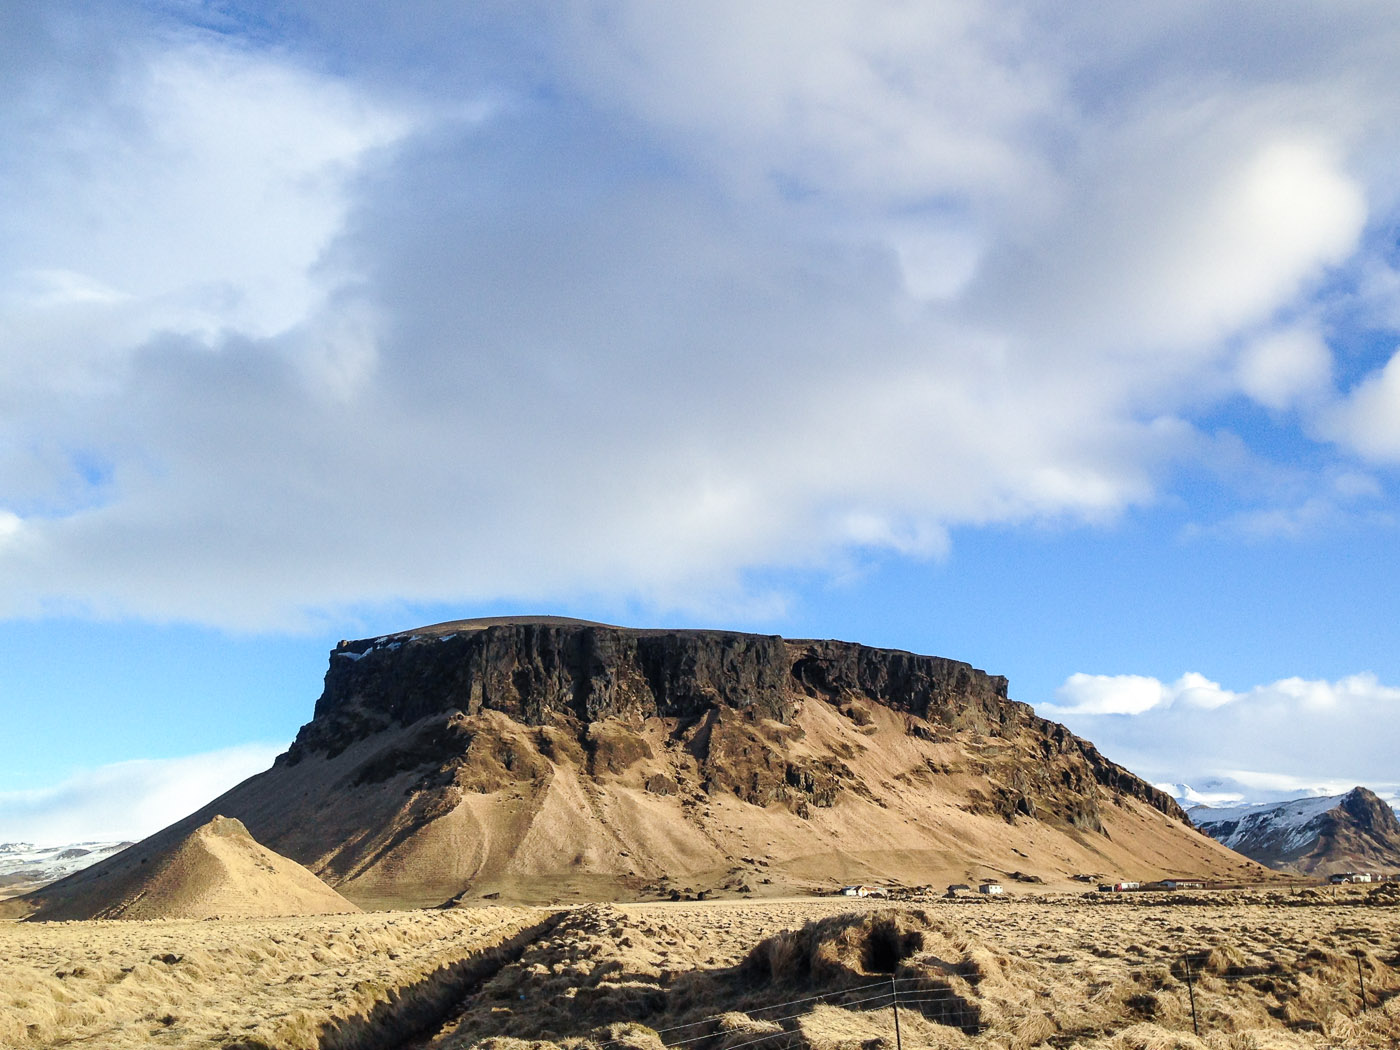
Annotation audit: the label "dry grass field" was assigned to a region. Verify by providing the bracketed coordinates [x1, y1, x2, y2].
[3, 887, 1399, 1050]
[0, 907, 550, 1050]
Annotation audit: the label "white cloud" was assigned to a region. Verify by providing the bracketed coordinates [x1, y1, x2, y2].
[0, 21, 408, 408]
[1047, 670, 1236, 715]
[1199, 139, 1364, 331]
[1236, 325, 1334, 411]
[1325, 347, 1400, 461]
[1044, 670, 1400, 804]
[0, 744, 282, 846]
[1185, 467, 1387, 540]
[1, 38, 412, 342]
[1049, 669, 1400, 717]
[552, 1, 1054, 205]
[1049, 673, 1172, 716]
[0, 3, 1397, 628]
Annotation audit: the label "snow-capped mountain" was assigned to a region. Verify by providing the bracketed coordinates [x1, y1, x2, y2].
[0, 840, 131, 897]
[1189, 786, 1400, 875]
[1160, 777, 1400, 812]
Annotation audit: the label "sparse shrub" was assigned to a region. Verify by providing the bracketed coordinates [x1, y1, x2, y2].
[748, 929, 807, 983]
[1006, 1009, 1058, 1049]
[711, 1012, 783, 1050]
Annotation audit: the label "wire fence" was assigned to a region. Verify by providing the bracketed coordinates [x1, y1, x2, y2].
[580, 942, 1396, 1050]
[585, 974, 981, 1050]
[1172, 946, 1386, 1036]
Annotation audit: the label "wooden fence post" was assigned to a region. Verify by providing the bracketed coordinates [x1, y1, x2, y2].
[1183, 955, 1200, 1037]
[891, 974, 903, 1050]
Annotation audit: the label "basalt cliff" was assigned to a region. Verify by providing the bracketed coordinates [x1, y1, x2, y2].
[13, 617, 1262, 913]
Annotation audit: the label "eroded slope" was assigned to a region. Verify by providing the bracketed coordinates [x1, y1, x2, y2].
[15, 620, 1262, 911]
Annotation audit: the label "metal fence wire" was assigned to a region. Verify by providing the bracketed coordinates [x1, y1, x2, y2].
[584, 942, 1395, 1050]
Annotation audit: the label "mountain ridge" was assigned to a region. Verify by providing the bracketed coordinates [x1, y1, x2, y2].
[1191, 786, 1400, 875]
[12, 620, 1264, 912]
[0, 840, 131, 901]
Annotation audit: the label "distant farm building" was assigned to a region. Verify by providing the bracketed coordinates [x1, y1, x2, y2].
[1330, 872, 1373, 884]
[1113, 881, 1141, 892]
[979, 882, 1004, 895]
[840, 885, 888, 897]
[1161, 879, 1205, 890]
[945, 883, 971, 897]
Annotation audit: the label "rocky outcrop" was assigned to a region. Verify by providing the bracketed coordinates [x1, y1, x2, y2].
[16, 616, 1242, 911]
[788, 638, 1011, 731]
[284, 618, 1187, 832]
[300, 625, 796, 747]
[1338, 786, 1400, 839]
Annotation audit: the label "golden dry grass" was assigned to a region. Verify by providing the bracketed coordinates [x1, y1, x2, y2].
[3, 892, 1398, 1050]
[0, 906, 547, 1050]
[426, 893, 1400, 1050]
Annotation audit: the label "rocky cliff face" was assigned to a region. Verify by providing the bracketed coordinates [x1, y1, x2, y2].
[284, 618, 1186, 835]
[301, 624, 798, 735]
[18, 616, 1246, 914]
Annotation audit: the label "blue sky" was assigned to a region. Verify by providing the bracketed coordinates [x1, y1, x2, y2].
[3, 2, 1400, 842]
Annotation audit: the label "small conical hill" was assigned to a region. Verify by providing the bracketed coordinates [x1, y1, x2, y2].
[15, 816, 359, 921]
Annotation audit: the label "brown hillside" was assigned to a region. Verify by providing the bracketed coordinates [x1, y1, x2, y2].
[13, 816, 359, 921]
[19, 621, 1268, 910]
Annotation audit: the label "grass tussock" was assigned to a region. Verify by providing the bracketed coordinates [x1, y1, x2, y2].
[741, 907, 929, 986]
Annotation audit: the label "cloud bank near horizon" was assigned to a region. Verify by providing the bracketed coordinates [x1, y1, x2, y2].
[1045, 669, 1400, 805]
[3, 3, 1400, 630]
[1155, 775, 1400, 813]
[0, 743, 283, 846]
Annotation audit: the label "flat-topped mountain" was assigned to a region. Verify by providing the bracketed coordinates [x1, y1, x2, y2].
[1191, 787, 1400, 875]
[302, 618, 1184, 824]
[13, 620, 1263, 911]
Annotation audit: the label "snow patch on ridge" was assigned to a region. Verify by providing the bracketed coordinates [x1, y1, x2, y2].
[336, 632, 458, 660]
[1191, 793, 1341, 851]
[0, 840, 131, 887]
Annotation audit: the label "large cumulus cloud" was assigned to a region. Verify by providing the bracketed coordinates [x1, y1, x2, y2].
[2, 2, 1399, 628]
